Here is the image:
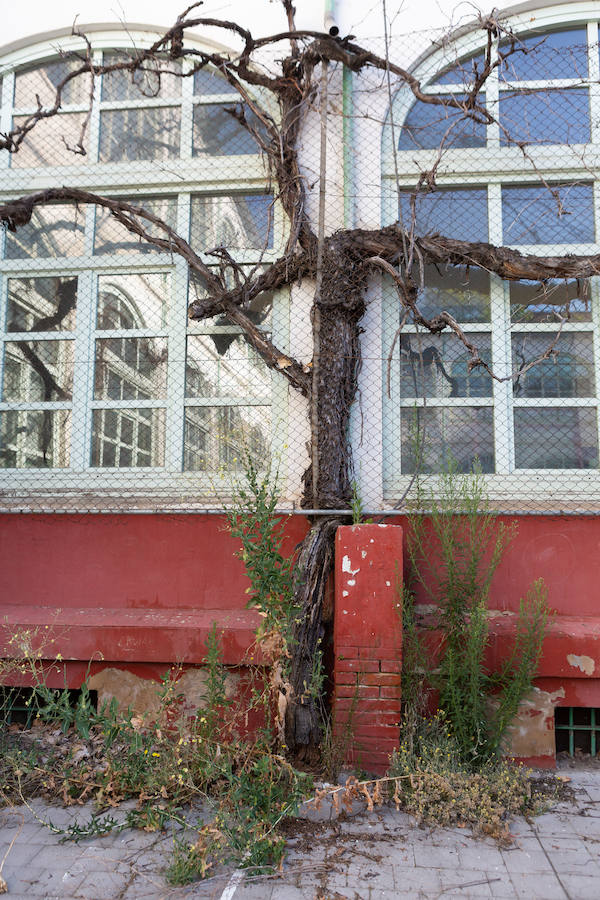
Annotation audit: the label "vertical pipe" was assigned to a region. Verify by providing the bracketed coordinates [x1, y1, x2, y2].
[342, 64, 354, 229]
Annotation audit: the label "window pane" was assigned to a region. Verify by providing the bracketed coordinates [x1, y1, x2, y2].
[433, 53, 486, 85]
[10, 114, 89, 167]
[401, 406, 494, 473]
[93, 196, 177, 254]
[194, 68, 238, 95]
[512, 333, 595, 398]
[190, 194, 273, 250]
[192, 104, 264, 155]
[14, 60, 91, 107]
[4, 205, 84, 259]
[101, 53, 181, 101]
[502, 184, 594, 245]
[7, 277, 77, 332]
[188, 273, 273, 328]
[399, 188, 488, 242]
[499, 89, 589, 146]
[414, 264, 490, 322]
[91, 408, 165, 467]
[186, 334, 271, 399]
[100, 107, 180, 162]
[97, 273, 170, 330]
[510, 279, 591, 323]
[514, 408, 598, 468]
[0, 409, 71, 468]
[399, 333, 492, 399]
[94, 338, 168, 400]
[2, 340, 74, 401]
[500, 28, 588, 81]
[183, 405, 270, 471]
[399, 95, 486, 150]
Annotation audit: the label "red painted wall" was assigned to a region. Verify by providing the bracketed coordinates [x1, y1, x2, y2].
[0, 513, 309, 611]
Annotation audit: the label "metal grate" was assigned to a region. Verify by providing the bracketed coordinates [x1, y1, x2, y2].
[555, 706, 600, 757]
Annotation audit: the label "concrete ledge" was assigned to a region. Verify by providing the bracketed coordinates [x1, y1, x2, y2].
[0, 604, 262, 666]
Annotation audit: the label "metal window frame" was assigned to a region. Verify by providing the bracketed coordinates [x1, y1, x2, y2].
[382, 9, 600, 504]
[0, 32, 288, 504]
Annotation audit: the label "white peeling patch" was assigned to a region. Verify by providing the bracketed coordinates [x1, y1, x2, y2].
[342, 610, 348, 615]
[369, 538, 374, 543]
[341, 555, 360, 576]
[348, 579, 356, 587]
[386, 581, 391, 587]
[567, 654, 596, 676]
[378, 523, 387, 528]
[342, 590, 349, 597]
[361, 550, 367, 559]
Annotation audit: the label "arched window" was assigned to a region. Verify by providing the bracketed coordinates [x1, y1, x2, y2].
[382, 8, 600, 505]
[0, 30, 284, 506]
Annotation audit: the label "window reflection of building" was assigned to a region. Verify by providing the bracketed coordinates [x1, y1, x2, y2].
[0, 44, 277, 492]
[385, 18, 600, 490]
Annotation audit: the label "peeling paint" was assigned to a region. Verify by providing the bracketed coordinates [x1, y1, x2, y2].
[342, 590, 349, 597]
[567, 654, 596, 675]
[502, 687, 565, 760]
[386, 581, 391, 587]
[361, 550, 367, 559]
[89, 666, 240, 716]
[341, 555, 360, 576]
[348, 579, 356, 586]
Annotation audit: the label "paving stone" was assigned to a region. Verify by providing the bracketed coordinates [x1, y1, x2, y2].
[558, 873, 600, 899]
[413, 843, 461, 868]
[501, 848, 555, 873]
[507, 872, 568, 899]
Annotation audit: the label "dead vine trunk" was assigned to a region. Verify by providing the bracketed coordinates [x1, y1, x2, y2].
[287, 250, 368, 752]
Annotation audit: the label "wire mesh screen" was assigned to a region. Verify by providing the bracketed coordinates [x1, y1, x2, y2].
[1, 20, 600, 514]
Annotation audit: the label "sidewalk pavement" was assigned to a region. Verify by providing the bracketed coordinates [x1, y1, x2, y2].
[1, 769, 599, 899]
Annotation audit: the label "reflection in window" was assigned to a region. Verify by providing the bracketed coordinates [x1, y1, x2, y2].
[512, 333, 595, 398]
[97, 274, 169, 330]
[14, 60, 91, 107]
[401, 407, 494, 473]
[415, 265, 490, 323]
[93, 197, 178, 255]
[7, 277, 77, 332]
[100, 107, 181, 162]
[500, 28, 588, 81]
[514, 408, 598, 469]
[399, 188, 488, 242]
[190, 194, 273, 250]
[510, 279, 591, 323]
[499, 89, 589, 146]
[101, 53, 182, 101]
[502, 184, 594, 245]
[0, 410, 71, 469]
[4, 205, 84, 259]
[183, 405, 270, 471]
[10, 114, 88, 168]
[400, 333, 492, 398]
[3, 340, 74, 402]
[399, 95, 486, 150]
[193, 68, 238, 95]
[91, 408, 165, 467]
[192, 104, 264, 156]
[432, 53, 486, 85]
[186, 334, 270, 400]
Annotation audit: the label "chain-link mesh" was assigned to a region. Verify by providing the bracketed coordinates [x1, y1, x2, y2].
[1, 21, 599, 514]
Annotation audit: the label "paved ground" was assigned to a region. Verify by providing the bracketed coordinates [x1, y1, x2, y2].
[1, 769, 600, 899]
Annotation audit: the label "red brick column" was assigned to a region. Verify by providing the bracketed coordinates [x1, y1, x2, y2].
[333, 524, 403, 775]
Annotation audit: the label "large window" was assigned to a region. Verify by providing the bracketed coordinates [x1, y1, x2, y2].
[0, 38, 286, 506]
[383, 14, 600, 504]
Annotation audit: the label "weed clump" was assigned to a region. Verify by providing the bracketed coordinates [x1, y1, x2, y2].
[401, 464, 550, 768]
